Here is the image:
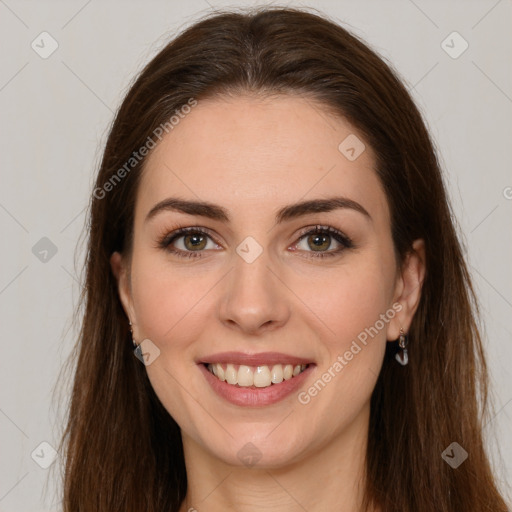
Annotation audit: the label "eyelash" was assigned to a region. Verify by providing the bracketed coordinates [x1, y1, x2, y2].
[157, 225, 354, 260]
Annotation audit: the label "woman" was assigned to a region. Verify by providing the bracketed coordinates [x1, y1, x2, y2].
[58, 6, 510, 511]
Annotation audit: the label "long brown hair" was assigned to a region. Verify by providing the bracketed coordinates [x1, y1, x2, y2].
[56, 6, 510, 511]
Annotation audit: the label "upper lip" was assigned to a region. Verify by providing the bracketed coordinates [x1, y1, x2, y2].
[198, 351, 314, 366]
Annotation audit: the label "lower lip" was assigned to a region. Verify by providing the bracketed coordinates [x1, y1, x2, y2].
[199, 363, 314, 407]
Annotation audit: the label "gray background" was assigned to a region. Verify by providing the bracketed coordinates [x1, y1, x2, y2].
[0, 0, 511, 510]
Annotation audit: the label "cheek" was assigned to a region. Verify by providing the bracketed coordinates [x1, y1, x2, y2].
[130, 251, 214, 346]
[328, 271, 391, 343]
[129, 255, 218, 431]
[304, 254, 396, 348]
[307, 253, 396, 396]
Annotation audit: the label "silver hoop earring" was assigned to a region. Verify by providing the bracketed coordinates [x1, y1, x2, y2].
[395, 327, 409, 366]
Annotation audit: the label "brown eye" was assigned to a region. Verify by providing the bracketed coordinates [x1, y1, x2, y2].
[158, 227, 220, 259]
[306, 233, 332, 252]
[294, 225, 353, 258]
[182, 232, 208, 251]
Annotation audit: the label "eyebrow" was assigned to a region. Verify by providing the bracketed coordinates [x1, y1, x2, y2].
[145, 196, 371, 225]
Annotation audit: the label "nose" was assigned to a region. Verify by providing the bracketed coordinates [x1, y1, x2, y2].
[218, 248, 291, 336]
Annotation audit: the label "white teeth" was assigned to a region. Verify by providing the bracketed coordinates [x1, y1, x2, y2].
[283, 364, 293, 380]
[253, 366, 271, 388]
[237, 365, 253, 387]
[207, 362, 308, 388]
[225, 364, 237, 385]
[271, 364, 284, 384]
[215, 364, 225, 381]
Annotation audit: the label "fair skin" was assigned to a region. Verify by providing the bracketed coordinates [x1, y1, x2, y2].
[111, 94, 425, 512]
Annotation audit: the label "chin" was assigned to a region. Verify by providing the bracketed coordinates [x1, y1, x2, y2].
[199, 425, 311, 469]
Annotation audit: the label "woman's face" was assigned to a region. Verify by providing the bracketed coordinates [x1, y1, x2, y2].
[112, 94, 423, 468]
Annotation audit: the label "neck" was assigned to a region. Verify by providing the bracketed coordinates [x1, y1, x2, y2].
[179, 403, 374, 512]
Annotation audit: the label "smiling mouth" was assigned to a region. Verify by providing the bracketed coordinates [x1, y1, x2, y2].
[205, 363, 309, 388]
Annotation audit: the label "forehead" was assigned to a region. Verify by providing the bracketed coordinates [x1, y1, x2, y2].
[135, 94, 389, 227]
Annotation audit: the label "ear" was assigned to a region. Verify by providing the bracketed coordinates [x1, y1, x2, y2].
[386, 239, 426, 341]
[110, 251, 136, 325]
